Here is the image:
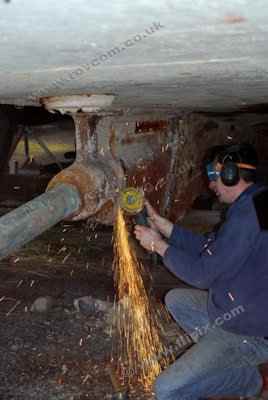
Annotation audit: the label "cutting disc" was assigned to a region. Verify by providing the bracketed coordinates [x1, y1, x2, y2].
[119, 187, 144, 215]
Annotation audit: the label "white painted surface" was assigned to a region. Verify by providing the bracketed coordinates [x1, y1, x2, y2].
[0, 1, 267, 112]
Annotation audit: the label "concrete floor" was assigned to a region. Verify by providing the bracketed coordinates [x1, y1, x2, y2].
[0, 216, 186, 399]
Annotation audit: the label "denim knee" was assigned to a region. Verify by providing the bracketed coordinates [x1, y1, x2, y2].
[165, 288, 182, 311]
[154, 371, 177, 400]
[154, 368, 190, 400]
[165, 288, 208, 312]
[165, 288, 192, 313]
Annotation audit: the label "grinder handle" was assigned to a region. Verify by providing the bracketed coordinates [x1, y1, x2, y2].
[134, 207, 148, 226]
[134, 207, 159, 261]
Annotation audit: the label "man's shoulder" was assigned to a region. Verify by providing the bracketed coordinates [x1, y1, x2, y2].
[225, 185, 265, 232]
[253, 188, 268, 231]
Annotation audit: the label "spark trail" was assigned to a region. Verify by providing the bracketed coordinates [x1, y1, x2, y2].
[111, 208, 173, 390]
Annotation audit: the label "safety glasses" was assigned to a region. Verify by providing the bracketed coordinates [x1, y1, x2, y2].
[206, 162, 221, 182]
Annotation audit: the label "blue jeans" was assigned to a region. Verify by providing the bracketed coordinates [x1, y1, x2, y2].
[155, 288, 268, 400]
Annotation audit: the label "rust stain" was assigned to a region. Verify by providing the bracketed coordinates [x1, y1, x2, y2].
[47, 157, 124, 223]
[109, 126, 117, 159]
[126, 152, 171, 213]
[169, 175, 206, 222]
[72, 113, 100, 160]
[223, 14, 246, 24]
[47, 163, 111, 221]
[135, 120, 168, 134]
[47, 163, 92, 216]
[122, 129, 168, 145]
[93, 199, 115, 225]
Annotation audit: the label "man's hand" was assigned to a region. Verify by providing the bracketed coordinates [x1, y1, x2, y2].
[145, 201, 174, 239]
[134, 225, 169, 257]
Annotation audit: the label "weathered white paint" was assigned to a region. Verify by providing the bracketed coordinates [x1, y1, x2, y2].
[0, 0, 267, 112]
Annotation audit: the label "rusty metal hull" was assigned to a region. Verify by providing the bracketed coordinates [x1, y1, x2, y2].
[0, 109, 258, 263]
[0, 92, 261, 262]
[0, 184, 81, 260]
[111, 114, 256, 221]
[40, 96, 257, 224]
[40, 112, 258, 224]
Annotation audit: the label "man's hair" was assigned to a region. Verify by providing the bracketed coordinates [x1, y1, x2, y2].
[203, 143, 259, 183]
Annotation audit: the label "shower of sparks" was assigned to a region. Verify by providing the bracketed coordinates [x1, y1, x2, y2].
[16, 280, 23, 288]
[6, 300, 21, 317]
[62, 252, 71, 264]
[111, 208, 174, 390]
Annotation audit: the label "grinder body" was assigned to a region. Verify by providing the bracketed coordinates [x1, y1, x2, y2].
[134, 207, 148, 226]
[119, 186, 158, 261]
[119, 187, 148, 226]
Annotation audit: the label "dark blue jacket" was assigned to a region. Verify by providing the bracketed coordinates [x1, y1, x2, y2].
[163, 184, 268, 336]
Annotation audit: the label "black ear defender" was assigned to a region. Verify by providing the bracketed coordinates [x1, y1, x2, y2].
[221, 160, 240, 186]
[219, 144, 257, 187]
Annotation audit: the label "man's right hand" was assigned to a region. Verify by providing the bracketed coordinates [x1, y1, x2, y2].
[145, 201, 174, 239]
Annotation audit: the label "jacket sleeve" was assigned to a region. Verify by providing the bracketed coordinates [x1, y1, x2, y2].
[164, 214, 257, 289]
[168, 224, 205, 255]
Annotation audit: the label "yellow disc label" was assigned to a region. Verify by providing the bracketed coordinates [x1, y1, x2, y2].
[119, 187, 144, 214]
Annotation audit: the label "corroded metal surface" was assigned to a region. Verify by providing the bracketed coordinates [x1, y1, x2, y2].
[47, 159, 124, 224]
[46, 106, 125, 224]
[126, 154, 171, 212]
[0, 100, 260, 262]
[111, 113, 256, 221]
[72, 113, 100, 161]
[41, 100, 258, 224]
[161, 113, 257, 221]
[6, 107, 258, 229]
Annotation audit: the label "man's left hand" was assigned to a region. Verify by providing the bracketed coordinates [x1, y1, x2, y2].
[134, 225, 169, 256]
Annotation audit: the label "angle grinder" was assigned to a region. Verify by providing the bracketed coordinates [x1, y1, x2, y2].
[119, 187, 148, 226]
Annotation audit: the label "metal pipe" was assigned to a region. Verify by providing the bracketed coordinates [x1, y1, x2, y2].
[0, 183, 81, 260]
